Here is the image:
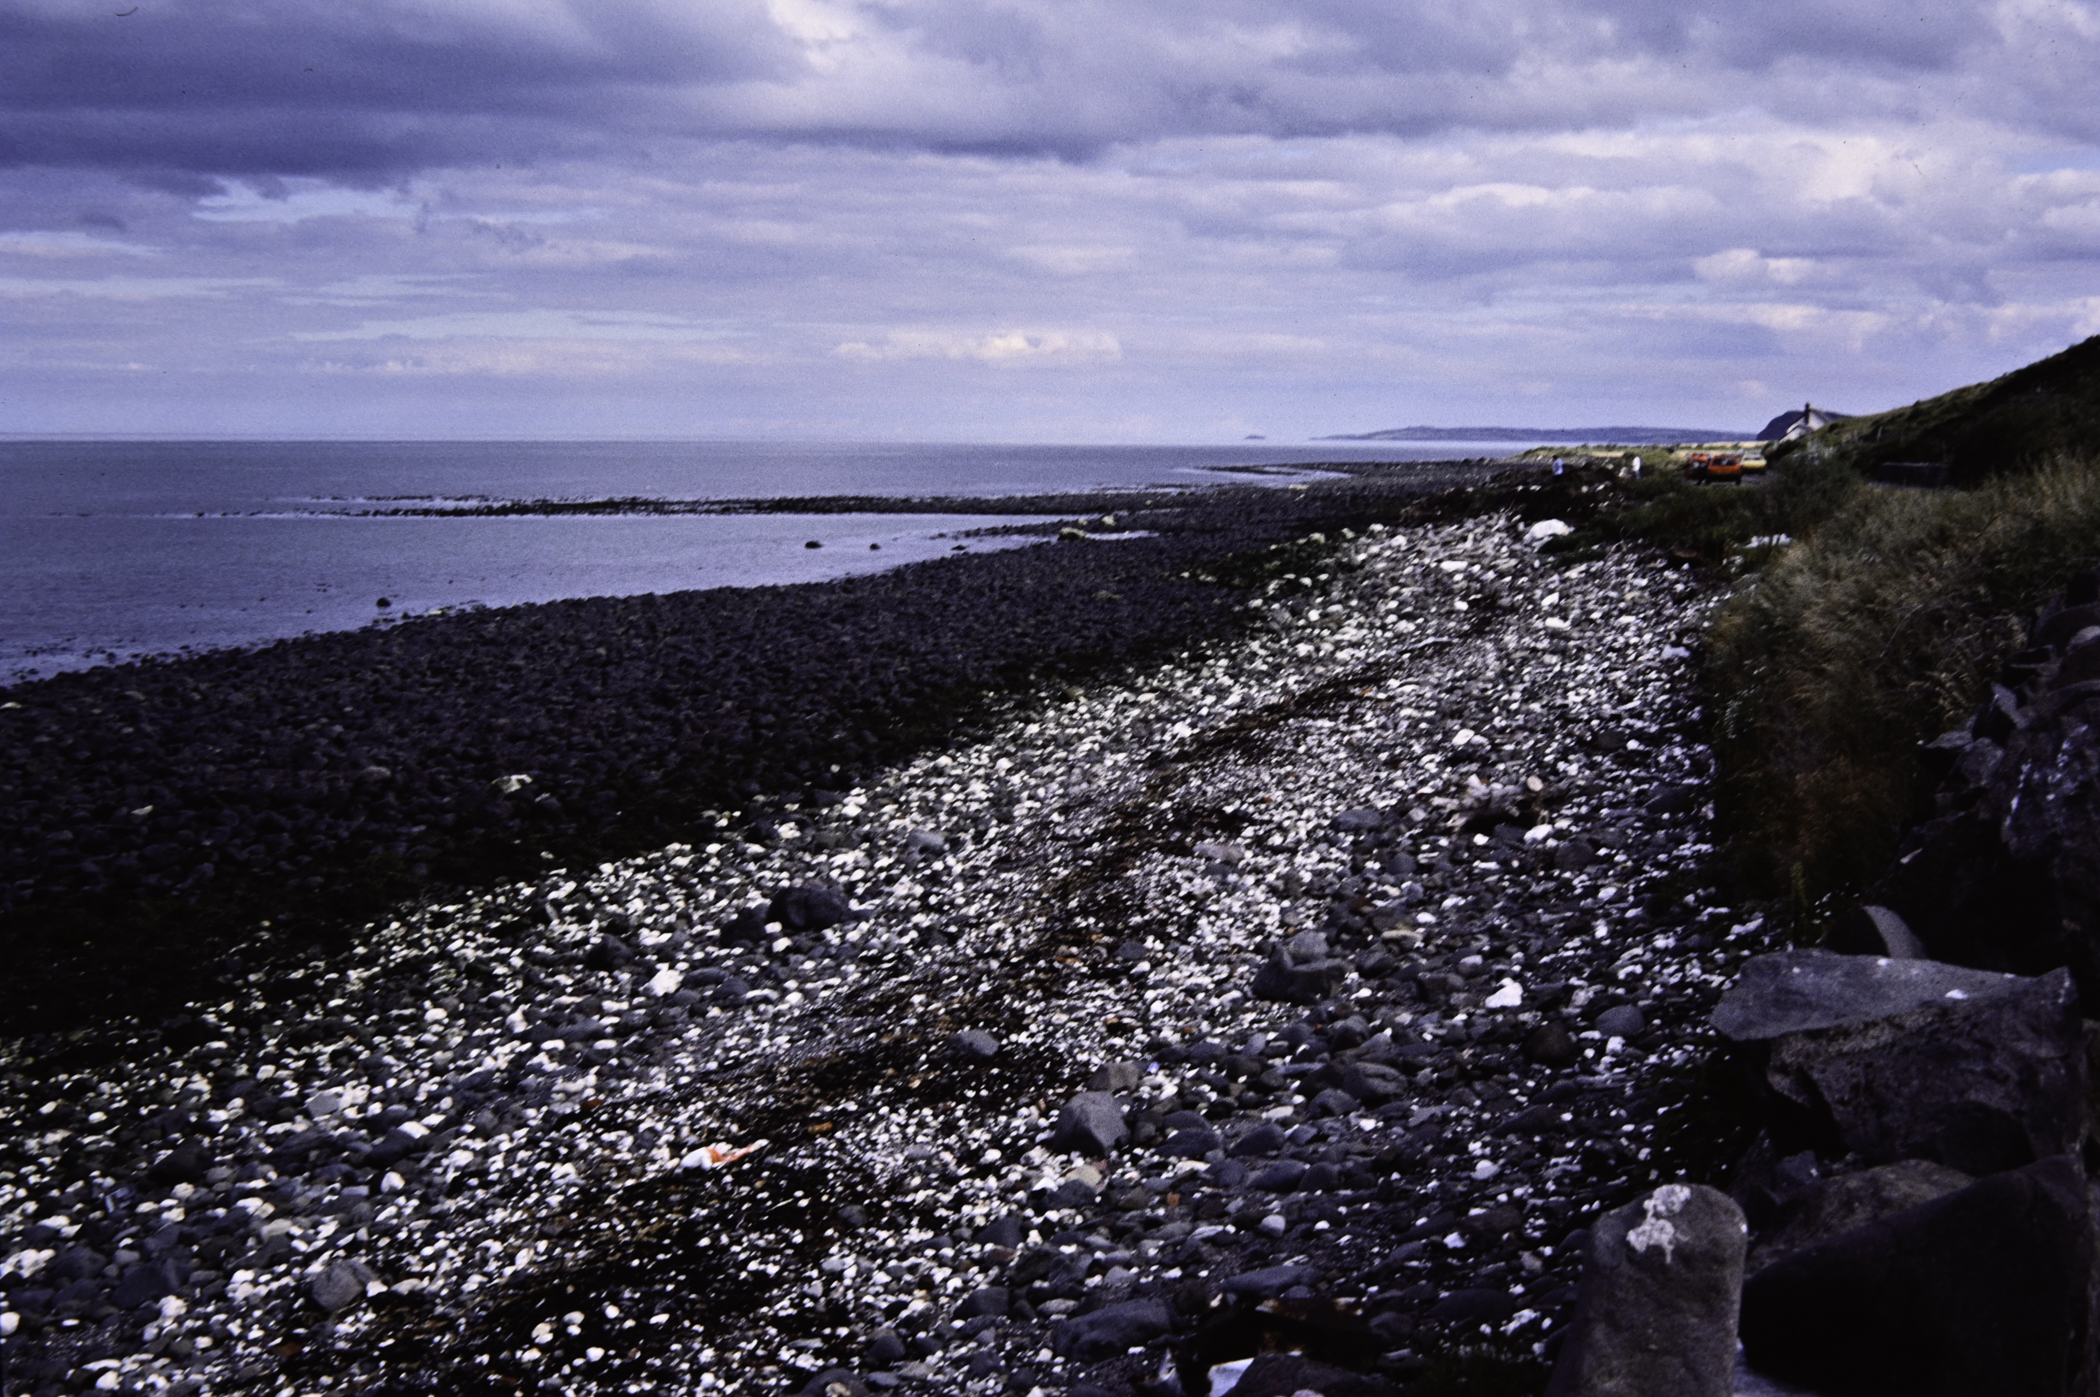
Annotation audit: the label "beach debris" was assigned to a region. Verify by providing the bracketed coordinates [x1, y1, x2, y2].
[678, 1139, 769, 1170]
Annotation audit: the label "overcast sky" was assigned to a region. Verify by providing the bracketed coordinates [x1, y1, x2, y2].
[4, 0, 2099, 441]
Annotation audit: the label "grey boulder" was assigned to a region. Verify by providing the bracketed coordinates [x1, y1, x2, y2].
[1252, 930, 1353, 1005]
[1746, 1158, 1973, 1274]
[946, 1029, 1000, 1062]
[1544, 1182, 1746, 1397]
[1712, 950, 2087, 1175]
[1051, 1298, 1174, 1362]
[1340, 1060, 1410, 1104]
[767, 884, 862, 932]
[310, 1258, 380, 1313]
[1048, 1091, 1128, 1155]
[1740, 1155, 2095, 1397]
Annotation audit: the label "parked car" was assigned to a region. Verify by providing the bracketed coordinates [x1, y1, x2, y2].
[1684, 451, 1744, 483]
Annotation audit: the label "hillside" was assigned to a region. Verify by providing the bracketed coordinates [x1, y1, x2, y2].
[1774, 334, 2100, 484]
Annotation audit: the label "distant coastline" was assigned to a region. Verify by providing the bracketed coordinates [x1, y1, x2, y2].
[1321, 424, 1749, 444]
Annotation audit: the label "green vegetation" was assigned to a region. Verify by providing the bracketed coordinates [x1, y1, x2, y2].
[1533, 339, 2100, 924]
[1563, 440, 1858, 567]
[1771, 333, 2100, 486]
[1705, 453, 2100, 910]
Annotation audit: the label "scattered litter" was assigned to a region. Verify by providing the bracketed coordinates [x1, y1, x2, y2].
[679, 1139, 769, 1170]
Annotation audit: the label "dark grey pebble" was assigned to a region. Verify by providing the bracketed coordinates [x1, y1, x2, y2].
[1221, 1263, 1324, 1299]
[1594, 1004, 1646, 1038]
[947, 1029, 999, 1062]
[975, 1214, 1023, 1248]
[1050, 1298, 1173, 1362]
[955, 1285, 1010, 1319]
[1044, 1179, 1097, 1210]
[1252, 1160, 1309, 1192]
[1524, 1021, 1580, 1066]
[1426, 1288, 1520, 1326]
[768, 884, 860, 932]
[1048, 1092, 1129, 1155]
[1231, 1123, 1287, 1157]
[1163, 1128, 1221, 1160]
[1309, 1088, 1361, 1117]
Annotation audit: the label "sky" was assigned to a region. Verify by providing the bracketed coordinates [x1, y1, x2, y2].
[4, 0, 2100, 442]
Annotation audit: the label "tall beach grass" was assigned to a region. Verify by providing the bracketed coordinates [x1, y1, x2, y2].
[1703, 452, 2100, 913]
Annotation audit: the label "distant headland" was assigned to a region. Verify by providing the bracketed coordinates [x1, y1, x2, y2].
[1320, 424, 1750, 444]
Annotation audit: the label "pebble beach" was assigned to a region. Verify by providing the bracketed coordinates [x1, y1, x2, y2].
[0, 473, 1781, 1397]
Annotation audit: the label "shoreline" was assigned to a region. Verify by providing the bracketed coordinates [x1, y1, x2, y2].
[0, 463, 1494, 686]
[0, 461, 1536, 1041]
[0, 494, 1751, 1397]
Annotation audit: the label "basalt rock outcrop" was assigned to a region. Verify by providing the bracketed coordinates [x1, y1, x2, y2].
[1874, 569, 2100, 1006]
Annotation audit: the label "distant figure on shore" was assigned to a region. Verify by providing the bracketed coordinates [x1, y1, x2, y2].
[1552, 457, 1565, 477]
[1631, 456, 1643, 477]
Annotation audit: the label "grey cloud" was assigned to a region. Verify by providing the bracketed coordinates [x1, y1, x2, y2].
[0, 0, 794, 176]
[0, 0, 2073, 182]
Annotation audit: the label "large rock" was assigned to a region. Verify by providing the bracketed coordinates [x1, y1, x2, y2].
[1740, 1155, 2094, 1397]
[1712, 949, 2087, 1175]
[1340, 1060, 1410, 1105]
[1745, 1158, 1972, 1273]
[1870, 582, 2100, 1007]
[1051, 1298, 1174, 1362]
[1229, 1354, 1393, 1397]
[767, 884, 861, 933]
[1047, 1092, 1128, 1155]
[309, 1258, 380, 1313]
[1252, 930, 1353, 1005]
[1544, 1183, 1746, 1397]
[1219, 1264, 1324, 1300]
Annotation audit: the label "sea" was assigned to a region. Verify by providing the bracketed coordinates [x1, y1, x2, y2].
[0, 439, 1514, 682]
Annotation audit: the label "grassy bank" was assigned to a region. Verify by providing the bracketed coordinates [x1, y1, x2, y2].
[1768, 333, 2100, 486]
[1570, 444, 2100, 918]
[1704, 455, 2100, 910]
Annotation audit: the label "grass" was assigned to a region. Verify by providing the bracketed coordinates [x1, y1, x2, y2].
[1771, 333, 2100, 486]
[1541, 432, 2100, 924]
[1703, 453, 2100, 913]
[1556, 439, 1861, 566]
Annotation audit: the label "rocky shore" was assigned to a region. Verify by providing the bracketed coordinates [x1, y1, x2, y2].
[0, 463, 1544, 1041]
[0, 497, 1762, 1397]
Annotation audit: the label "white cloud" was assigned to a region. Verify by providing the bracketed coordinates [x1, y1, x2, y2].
[833, 329, 1122, 363]
[0, 231, 158, 258]
[1694, 248, 1818, 286]
[1006, 244, 1137, 275]
[291, 309, 747, 342]
[0, 275, 273, 299]
[195, 183, 422, 223]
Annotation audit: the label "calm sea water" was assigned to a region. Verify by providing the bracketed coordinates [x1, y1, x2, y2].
[0, 439, 1503, 680]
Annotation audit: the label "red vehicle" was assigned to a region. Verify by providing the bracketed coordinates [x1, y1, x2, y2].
[1684, 452, 1745, 483]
